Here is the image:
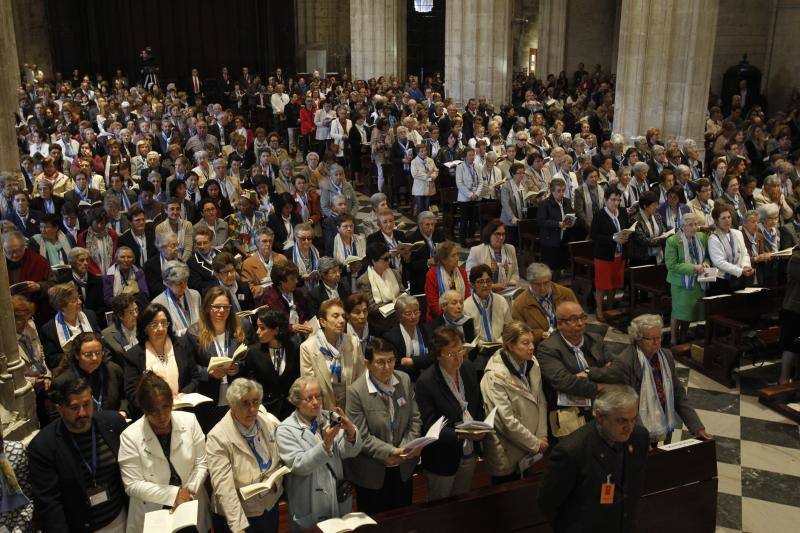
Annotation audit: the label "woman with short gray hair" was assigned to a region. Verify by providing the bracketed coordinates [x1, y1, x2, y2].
[152, 260, 201, 336]
[320, 163, 357, 218]
[206, 377, 286, 532]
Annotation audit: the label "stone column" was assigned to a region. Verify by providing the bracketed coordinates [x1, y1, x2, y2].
[349, 0, 406, 80]
[295, 0, 351, 74]
[0, 0, 22, 179]
[12, 0, 52, 79]
[444, 0, 513, 108]
[614, 0, 719, 143]
[536, 0, 567, 78]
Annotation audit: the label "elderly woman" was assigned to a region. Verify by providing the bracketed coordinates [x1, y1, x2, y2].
[708, 203, 754, 295]
[261, 262, 313, 335]
[464, 264, 514, 350]
[384, 294, 434, 382]
[591, 186, 629, 322]
[431, 289, 476, 343]
[77, 207, 118, 275]
[356, 241, 403, 335]
[720, 175, 747, 228]
[309, 256, 352, 318]
[300, 299, 365, 410]
[31, 213, 72, 267]
[244, 309, 300, 420]
[276, 376, 361, 532]
[186, 286, 251, 431]
[629, 191, 669, 266]
[100, 292, 139, 366]
[758, 203, 783, 287]
[498, 162, 528, 245]
[343, 337, 422, 514]
[241, 228, 289, 299]
[320, 164, 357, 218]
[102, 246, 149, 308]
[13, 295, 52, 425]
[480, 321, 548, 485]
[284, 222, 321, 284]
[194, 198, 230, 247]
[51, 331, 126, 417]
[665, 213, 710, 345]
[361, 193, 388, 237]
[480, 151, 504, 200]
[741, 209, 773, 286]
[688, 178, 715, 230]
[39, 283, 100, 370]
[614, 314, 711, 444]
[118, 372, 210, 532]
[152, 260, 201, 336]
[755, 174, 793, 224]
[415, 326, 485, 501]
[537, 177, 576, 277]
[122, 302, 200, 417]
[424, 241, 471, 321]
[331, 213, 366, 289]
[206, 378, 286, 532]
[466, 219, 520, 291]
[657, 185, 692, 232]
[410, 143, 438, 215]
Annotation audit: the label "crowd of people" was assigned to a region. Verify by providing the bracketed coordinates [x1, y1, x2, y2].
[1, 57, 798, 533]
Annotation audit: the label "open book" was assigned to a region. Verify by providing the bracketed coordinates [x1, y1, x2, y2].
[697, 267, 719, 283]
[443, 160, 463, 169]
[9, 282, 30, 295]
[770, 246, 795, 257]
[317, 513, 377, 533]
[207, 343, 249, 373]
[524, 189, 548, 201]
[563, 213, 577, 223]
[400, 415, 446, 455]
[463, 338, 503, 350]
[78, 199, 103, 207]
[143, 499, 198, 533]
[378, 302, 395, 318]
[613, 221, 637, 239]
[236, 304, 269, 318]
[240, 465, 291, 500]
[456, 406, 497, 434]
[343, 255, 365, 267]
[396, 241, 426, 253]
[659, 228, 676, 239]
[173, 393, 213, 409]
[499, 286, 524, 299]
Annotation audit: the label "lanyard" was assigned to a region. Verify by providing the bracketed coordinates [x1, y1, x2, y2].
[369, 374, 396, 429]
[472, 294, 494, 342]
[342, 237, 356, 258]
[70, 424, 98, 483]
[241, 424, 272, 473]
[166, 289, 190, 329]
[73, 364, 104, 409]
[270, 346, 285, 374]
[21, 335, 46, 374]
[57, 312, 84, 341]
[213, 332, 229, 358]
[533, 291, 556, 327]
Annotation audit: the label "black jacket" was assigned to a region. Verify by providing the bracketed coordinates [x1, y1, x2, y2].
[591, 207, 627, 262]
[40, 309, 100, 370]
[307, 280, 352, 318]
[384, 323, 434, 381]
[538, 421, 650, 533]
[187, 251, 216, 291]
[537, 196, 575, 248]
[50, 361, 127, 418]
[242, 340, 301, 420]
[118, 228, 158, 269]
[143, 254, 166, 297]
[30, 196, 65, 216]
[415, 361, 484, 475]
[267, 211, 302, 252]
[406, 227, 447, 294]
[27, 411, 128, 533]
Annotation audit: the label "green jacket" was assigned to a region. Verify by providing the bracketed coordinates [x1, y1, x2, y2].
[665, 231, 710, 287]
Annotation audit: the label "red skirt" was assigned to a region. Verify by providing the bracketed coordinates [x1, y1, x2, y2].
[594, 256, 625, 290]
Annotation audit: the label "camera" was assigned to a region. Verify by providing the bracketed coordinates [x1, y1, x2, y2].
[328, 410, 343, 427]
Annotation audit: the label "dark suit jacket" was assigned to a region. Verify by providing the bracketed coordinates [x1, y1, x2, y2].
[415, 360, 483, 476]
[40, 309, 100, 370]
[267, 212, 303, 251]
[122, 335, 200, 418]
[384, 323, 434, 381]
[30, 196, 65, 216]
[406, 227, 447, 294]
[242, 340, 300, 420]
[118, 228, 158, 269]
[390, 139, 415, 178]
[71, 274, 107, 320]
[538, 421, 650, 533]
[591, 207, 627, 262]
[5, 209, 44, 239]
[143, 254, 166, 296]
[307, 280, 352, 318]
[366, 229, 407, 248]
[538, 196, 575, 248]
[187, 251, 216, 291]
[51, 361, 127, 416]
[430, 314, 476, 344]
[27, 411, 128, 533]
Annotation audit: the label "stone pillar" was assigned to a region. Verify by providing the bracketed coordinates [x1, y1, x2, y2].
[444, 0, 513, 108]
[12, 0, 52, 79]
[295, 0, 351, 74]
[536, 0, 567, 78]
[0, 0, 37, 441]
[349, 0, 406, 80]
[614, 0, 719, 143]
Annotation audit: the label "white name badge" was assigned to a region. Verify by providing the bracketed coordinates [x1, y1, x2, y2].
[88, 486, 109, 507]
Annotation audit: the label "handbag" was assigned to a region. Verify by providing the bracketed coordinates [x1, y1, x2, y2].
[548, 407, 587, 438]
[325, 463, 352, 503]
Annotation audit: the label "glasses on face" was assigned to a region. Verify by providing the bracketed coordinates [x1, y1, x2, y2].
[147, 320, 170, 331]
[297, 235, 313, 241]
[240, 398, 262, 408]
[492, 231, 506, 237]
[372, 357, 396, 368]
[442, 347, 466, 359]
[210, 304, 232, 312]
[80, 350, 103, 359]
[300, 394, 322, 404]
[558, 314, 588, 325]
[474, 278, 492, 286]
[401, 309, 421, 317]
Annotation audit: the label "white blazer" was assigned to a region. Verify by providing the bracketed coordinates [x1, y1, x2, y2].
[330, 119, 352, 154]
[456, 161, 484, 202]
[410, 155, 438, 196]
[118, 411, 210, 533]
[464, 292, 514, 343]
[465, 243, 520, 287]
[708, 228, 751, 278]
[299, 333, 365, 411]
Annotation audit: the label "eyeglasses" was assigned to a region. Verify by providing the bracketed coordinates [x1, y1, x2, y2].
[441, 348, 466, 359]
[300, 394, 322, 403]
[372, 357, 396, 368]
[557, 314, 588, 325]
[474, 278, 492, 286]
[492, 231, 506, 237]
[147, 320, 170, 330]
[210, 304, 232, 312]
[297, 236, 313, 241]
[401, 309, 421, 317]
[239, 398, 262, 408]
[80, 350, 104, 359]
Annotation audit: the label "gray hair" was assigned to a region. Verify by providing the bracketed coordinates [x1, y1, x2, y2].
[317, 256, 339, 274]
[743, 209, 760, 223]
[441, 289, 464, 307]
[758, 203, 779, 219]
[147, 171, 162, 182]
[194, 150, 208, 162]
[104, 195, 121, 210]
[526, 262, 553, 281]
[280, 159, 293, 170]
[577, 153, 592, 165]
[370, 192, 387, 209]
[763, 174, 780, 188]
[675, 164, 690, 178]
[225, 378, 263, 406]
[156, 232, 179, 250]
[306, 151, 319, 164]
[627, 314, 664, 341]
[328, 164, 344, 178]
[633, 162, 650, 175]
[594, 385, 639, 416]
[486, 151, 498, 162]
[162, 260, 189, 284]
[573, 137, 586, 148]
[114, 246, 135, 260]
[683, 138, 697, 151]
[611, 133, 625, 146]
[417, 210, 436, 224]
[255, 227, 275, 239]
[331, 193, 346, 205]
[394, 293, 420, 314]
[652, 145, 666, 155]
[679, 212, 698, 229]
[68, 246, 90, 264]
[288, 376, 322, 406]
[559, 132, 573, 144]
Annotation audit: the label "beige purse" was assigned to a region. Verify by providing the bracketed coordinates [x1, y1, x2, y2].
[549, 407, 587, 438]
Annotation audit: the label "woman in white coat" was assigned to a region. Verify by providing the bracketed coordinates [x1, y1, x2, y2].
[410, 143, 438, 215]
[329, 107, 352, 166]
[118, 372, 210, 533]
[465, 219, 520, 291]
[708, 202, 755, 295]
[276, 376, 362, 532]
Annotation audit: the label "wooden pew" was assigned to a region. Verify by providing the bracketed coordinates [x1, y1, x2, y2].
[323, 439, 717, 533]
[438, 187, 459, 240]
[628, 263, 670, 316]
[568, 240, 594, 311]
[758, 382, 800, 424]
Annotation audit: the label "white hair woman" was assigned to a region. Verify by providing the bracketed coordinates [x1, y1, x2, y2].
[206, 378, 286, 532]
[152, 260, 201, 336]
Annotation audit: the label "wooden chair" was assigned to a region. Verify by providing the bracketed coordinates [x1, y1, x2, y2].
[478, 202, 501, 228]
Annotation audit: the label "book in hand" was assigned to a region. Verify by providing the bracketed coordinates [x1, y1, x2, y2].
[456, 406, 498, 434]
[396, 241, 426, 253]
[173, 393, 213, 409]
[443, 160, 463, 169]
[239, 465, 291, 500]
[463, 338, 503, 350]
[316, 512, 377, 533]
[236, 304, 269, 318]
[659, 228, 676, 239]
[563, 214, 578, 223]
[378, 302, 396, 318]
[206, 343, 249, 373]
[143, 499, 199, 533]
[770, 246, 795, 257]
[400, 415, 446, 455]
[343, 255, 365, 267]
[524, 189, 548, 201]
[697, 267, 719, 283]
[613, 221, 637, 239]
[78, 200, 102, 207]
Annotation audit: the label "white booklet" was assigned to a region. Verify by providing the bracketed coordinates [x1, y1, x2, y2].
[143, 499, 198, 533]
[658, 438, 703, 451]
[697, 267, 719, 283]
[239, 465, 291, 500]
[173, 393, 213, 409]
[443, 160, 463, 169]
[400, 415, 446, 455]
[317, 512, 377, 533]
[207, 343, 249, 373]
[456, 406, 497, 434]
[557, 392, 592, 408]
[378, 302, 396, 317]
